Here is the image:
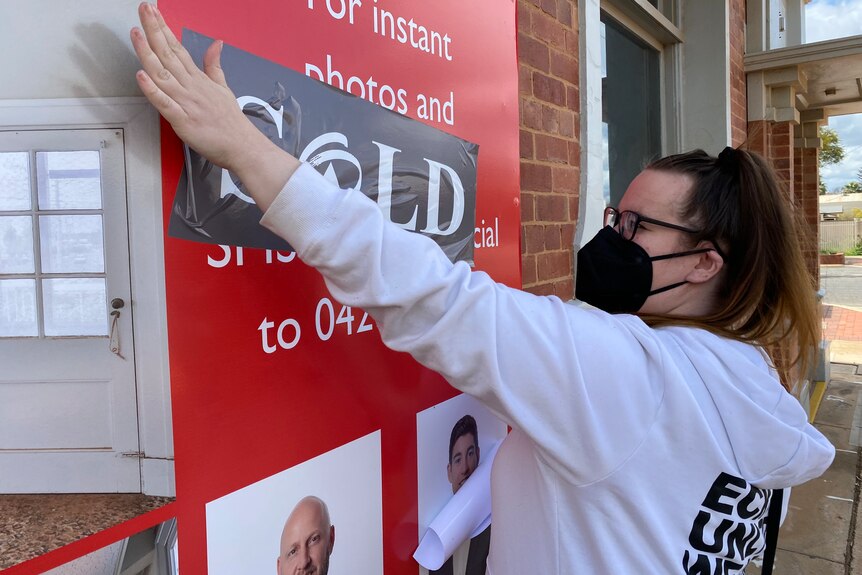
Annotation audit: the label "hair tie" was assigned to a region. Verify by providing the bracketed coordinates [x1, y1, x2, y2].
[716, 146, 741, 175]
[718, 146, 736, 164]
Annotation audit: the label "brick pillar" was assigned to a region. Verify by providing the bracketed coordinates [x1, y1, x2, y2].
[799, 147, 820, 287]
[747, 119, 795, 201]
[729, 0, 747, 147]
[794, 145, 804, 205]
[748, 120, 819, 283]
[747, 119, 799, 205]
[518, 0, 579, 299]
[746, 120, 770, 158]
[770, 121, 795, 203]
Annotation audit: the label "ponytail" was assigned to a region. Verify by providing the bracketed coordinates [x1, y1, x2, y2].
[642, 148, 818, 389]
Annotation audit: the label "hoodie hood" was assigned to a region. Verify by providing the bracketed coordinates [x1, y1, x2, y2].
[658, 327, 835, 489]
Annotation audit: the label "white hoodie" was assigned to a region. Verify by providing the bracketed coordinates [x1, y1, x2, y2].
[261, 163, 835, 574]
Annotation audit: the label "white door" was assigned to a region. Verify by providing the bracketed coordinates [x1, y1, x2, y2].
[0, 128, 141, 493]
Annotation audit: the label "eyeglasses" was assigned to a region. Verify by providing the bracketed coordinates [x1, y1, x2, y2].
[603, 207, 701, 242]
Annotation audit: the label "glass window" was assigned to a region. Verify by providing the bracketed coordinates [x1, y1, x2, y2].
[36, 151, 102, 210]
[39, 215, 105, 274]
[601, 14, 662, 207]
[0, 152, 31, 210]
[0, 279, 38, 337]
[0, 148, 108, 337]
[0, 216, 35, 274]
[43, 278, 107, 337]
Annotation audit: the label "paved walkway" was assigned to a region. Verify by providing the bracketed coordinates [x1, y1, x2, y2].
[756, 365, 862, 574]
[822, 260, 862, 364]
[749, 265, 862, 574]
[822, 260, 862, 312]
[823, 305, 862, 342]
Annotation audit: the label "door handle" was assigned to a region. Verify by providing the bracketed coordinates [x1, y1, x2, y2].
[109, 298, 126, 359]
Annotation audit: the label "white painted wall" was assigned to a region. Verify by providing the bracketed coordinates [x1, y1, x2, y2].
[0, 0, 147, 100]
[681, 0, 732, 153]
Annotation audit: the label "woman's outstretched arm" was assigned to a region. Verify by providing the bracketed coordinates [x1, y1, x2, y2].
[130, 1, 299, 211]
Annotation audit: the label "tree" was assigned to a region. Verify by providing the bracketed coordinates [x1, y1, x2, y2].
[820, 180, 828, 195]
[843, 181, 862, 194]
[837, 207, 862, 221]
[820, 127, 846, 167]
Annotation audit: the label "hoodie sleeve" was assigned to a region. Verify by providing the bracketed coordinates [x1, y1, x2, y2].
[757, 390, 835, 487]
[661, 328, 835, 489]
[260, 163, 668, 484]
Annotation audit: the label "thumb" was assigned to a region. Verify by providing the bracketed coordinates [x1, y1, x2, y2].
[203, 39, 227, 87]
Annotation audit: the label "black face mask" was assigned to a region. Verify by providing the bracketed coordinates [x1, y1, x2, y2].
[575, 226, 712, 314]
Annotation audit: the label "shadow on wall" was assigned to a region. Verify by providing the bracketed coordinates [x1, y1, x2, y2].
[70, 22, 142, 99]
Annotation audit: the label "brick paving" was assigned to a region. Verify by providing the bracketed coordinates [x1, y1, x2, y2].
[822, 259, 862, 342]
[823, 305, 862, 342]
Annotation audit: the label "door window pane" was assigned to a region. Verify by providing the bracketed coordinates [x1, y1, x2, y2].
[39, 215, 105, 274]
[0, 152, 31, 210]
[601, 17, 662, 207]
[0, 279, 37, 337]
[43, 278, 107, 336]
[36, 151, 102, 210]
[0, 216, 35, 273]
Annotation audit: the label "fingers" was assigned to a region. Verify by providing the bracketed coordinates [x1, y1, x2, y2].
[131, 26, 188, 102]
[203, 40, 228, 87]
[135, 70, 189, 126]
[150, 3, 201, 77]
[136, 3, 193, 86]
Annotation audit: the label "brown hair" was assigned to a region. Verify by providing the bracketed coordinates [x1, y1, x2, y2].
[449, 414, 478, 463]
[641, 147, 817, 389]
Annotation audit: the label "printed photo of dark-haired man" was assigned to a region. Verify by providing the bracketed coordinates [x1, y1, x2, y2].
[424, 414, 490, 575]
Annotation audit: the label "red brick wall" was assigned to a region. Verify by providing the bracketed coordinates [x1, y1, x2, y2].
[518, 0, 579, 298]
[770, 122, 795, 203]
[746, 120, 795, 199]
[797, 147, 820, 286]
[746, 120, 769, 157]
[729, 0, 748, 146]
[794, 145, 803, 202]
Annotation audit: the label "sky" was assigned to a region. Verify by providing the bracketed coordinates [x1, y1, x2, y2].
[806, 0, 862, 192]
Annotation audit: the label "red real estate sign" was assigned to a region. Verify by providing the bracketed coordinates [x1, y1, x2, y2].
[157, 0, 520, 572]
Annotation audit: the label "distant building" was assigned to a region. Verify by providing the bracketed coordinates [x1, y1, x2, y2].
[820, 193, 862, 220]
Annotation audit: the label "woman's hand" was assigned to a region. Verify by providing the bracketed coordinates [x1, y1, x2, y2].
[130, 2, 298, 209]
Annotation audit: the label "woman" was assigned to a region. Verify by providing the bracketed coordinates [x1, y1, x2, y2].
[131, 4, 834, 573]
